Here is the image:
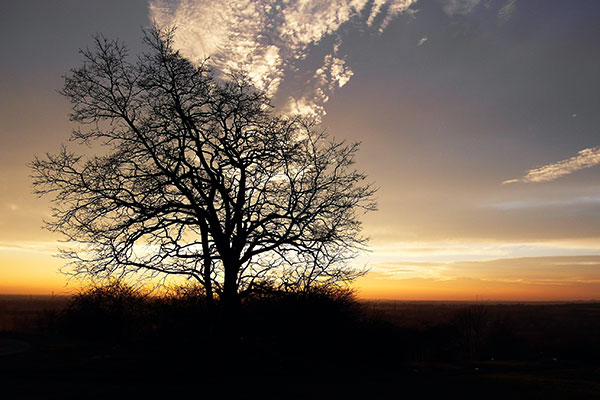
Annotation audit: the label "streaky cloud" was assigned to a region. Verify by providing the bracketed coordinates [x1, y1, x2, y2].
[498, 0, 517, 23]
[503, 146, 600, 184]
[0, 241, 59, 254]
[441, 0, 480, 16]
[490, 196, 600, 210]
[149, 0, 416, 121]
[373, 255, 600, 284]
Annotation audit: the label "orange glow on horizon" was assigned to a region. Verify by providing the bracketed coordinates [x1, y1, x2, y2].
[355, 272, 600, 302]
[2, 249, 599, 302]
[0, 249, 76, 296]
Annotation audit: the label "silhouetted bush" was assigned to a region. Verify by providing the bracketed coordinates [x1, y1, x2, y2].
[231, 286, 370, 369]
[57, 280, 367, 358]
[151, 283, 213, 339]
[241, 286, 360, 336]
[61, 280, 152, 341]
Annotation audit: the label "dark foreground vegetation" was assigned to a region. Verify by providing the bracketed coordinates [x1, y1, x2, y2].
[1, 283, 600, 399]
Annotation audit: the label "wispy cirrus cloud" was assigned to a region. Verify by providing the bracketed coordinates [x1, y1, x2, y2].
[441, 0, 480, 16]
[149, 0, 417, 121]
[489, 196, 600, 210]
[373, 255, 600, 285]
[503, 146, 600, 184]
[0, 241, 59, 254]
[498, 0, 517, 23]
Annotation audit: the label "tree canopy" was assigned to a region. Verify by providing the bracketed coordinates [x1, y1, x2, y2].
[30, 27, 376, 305]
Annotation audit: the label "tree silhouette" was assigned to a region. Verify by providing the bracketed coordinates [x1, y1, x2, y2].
[30, 26, 376, 308]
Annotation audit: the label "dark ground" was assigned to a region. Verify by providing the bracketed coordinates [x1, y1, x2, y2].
[1, 295, 599, 399]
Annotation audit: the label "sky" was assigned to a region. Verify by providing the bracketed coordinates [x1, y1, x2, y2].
[1, 0, 600, 300]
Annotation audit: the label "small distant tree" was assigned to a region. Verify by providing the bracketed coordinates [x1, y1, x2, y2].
[30, 26, 376, 309]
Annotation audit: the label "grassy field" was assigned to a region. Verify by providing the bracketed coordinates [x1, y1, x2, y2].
[1, 295, 599, 398]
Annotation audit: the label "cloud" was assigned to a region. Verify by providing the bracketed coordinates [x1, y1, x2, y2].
[373, 255, 600, 285]
[359, 239, 600, 272]
[285, 53, 354, 117]
[149, 0, 417, 121]
[503, 146, 600, 184]
[0, 241, 58, 254]
[490, 196, 600, 210]
[498, 0, 517, 23]
[441, 0, 480, 16]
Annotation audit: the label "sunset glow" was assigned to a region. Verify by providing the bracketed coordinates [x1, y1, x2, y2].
[2, 0, 600, 300]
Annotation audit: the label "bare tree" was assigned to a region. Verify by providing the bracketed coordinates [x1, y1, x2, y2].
[30, 26, 376, 308]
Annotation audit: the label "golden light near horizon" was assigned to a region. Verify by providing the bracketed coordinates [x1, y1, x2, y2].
[2, 0, 600, 300]
[0, 243, 66, 294]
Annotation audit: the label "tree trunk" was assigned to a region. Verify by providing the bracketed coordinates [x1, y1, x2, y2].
[203, 257, 214, 307]
[199, 221, 214, 306]
[222, 260, 241, 310]
[221, 257, 241, 341]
